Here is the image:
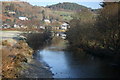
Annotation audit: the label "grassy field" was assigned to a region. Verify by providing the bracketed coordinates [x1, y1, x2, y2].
[53, 10, 74, 21]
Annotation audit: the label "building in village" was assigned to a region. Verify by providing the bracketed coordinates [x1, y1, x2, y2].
[51, 26, 60, 31]
[60, 22, 70, 30]
[39, 26, 45, 30]
[13, 24, 27, 29]
[44, 19, 51, 24]
[50, 22, 70, 39]
[56, 32, 67, 39]
[1, 24, 11, 29]
[8, 11, 16, 15]
[50, 22, 70, 32]
[19, 17, 28, 21]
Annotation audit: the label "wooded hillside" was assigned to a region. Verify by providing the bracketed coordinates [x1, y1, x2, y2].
[47, 2, 88, 11]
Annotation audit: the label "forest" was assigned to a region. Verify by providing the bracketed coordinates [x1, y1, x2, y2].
[66, 2, 120, 63]
[47, 2, 88, 11]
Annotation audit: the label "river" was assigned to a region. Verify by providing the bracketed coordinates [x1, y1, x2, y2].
[35, 39, 120, 78]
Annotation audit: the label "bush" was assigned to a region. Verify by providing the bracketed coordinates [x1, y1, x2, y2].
[26, 32, 51, 50]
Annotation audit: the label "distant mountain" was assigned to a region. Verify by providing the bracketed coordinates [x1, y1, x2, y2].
[46, 2, 89, 11]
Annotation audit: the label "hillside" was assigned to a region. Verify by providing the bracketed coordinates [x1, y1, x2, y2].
[46, 2, 89, 11]
[1, 1, 97, 27]
[2, 2, 49, 21]
[1, 1, 77, 25]
[2, 1, 75, 23]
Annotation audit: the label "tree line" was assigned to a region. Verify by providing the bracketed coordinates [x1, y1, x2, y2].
[47, 2, 88, 11]
[66, 2, 120, 60]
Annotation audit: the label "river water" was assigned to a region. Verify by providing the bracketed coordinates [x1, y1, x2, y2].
[35, 40, 120, 78]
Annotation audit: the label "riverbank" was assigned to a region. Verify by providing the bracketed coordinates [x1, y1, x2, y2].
[37, 38, 120, 78]
[67, 44, 120, 67]
[1, 31, 53, 78]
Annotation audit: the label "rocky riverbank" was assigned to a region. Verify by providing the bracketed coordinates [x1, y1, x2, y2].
[1, 38, 53, 78]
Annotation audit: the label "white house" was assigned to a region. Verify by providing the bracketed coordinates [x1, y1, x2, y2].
[60, 22, 70, 30]
[1, 24, 11, 29]
[14, 24, 20, 28]
[44, 19, 51, 23]
[39, 26, 45, 29]
[19, 17, 28, 21]
[14, 24, 27, 29]
[60, 33, 66, 39]
[56, 32, 67, 39]
[8, 11, 16, 15]
[21, 25, 27, 29]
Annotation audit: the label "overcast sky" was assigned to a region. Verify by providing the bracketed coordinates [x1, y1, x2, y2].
[0, 0, 105, 9]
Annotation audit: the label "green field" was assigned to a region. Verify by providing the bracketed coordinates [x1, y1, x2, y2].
[53, 10, 75, 21]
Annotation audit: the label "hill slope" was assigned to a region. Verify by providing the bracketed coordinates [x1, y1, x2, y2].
[1, 1, 77, 24]
[2, 1, 64, 24]
[46, 2, 89, 11]
[1, 1, 97, 26]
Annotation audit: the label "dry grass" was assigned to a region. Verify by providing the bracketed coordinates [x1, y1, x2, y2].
[1, 39, 33, 78]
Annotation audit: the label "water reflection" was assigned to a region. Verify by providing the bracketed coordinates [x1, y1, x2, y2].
[37, 46, 120, 78]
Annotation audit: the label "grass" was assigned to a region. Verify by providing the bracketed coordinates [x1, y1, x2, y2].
[53, 10, 74, 21]
[54, 10, 74, 15]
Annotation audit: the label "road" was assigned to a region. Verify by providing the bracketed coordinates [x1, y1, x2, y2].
[0, 31, 22, 41]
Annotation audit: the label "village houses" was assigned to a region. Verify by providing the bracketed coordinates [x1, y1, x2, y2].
[19, 17, 28, 21]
